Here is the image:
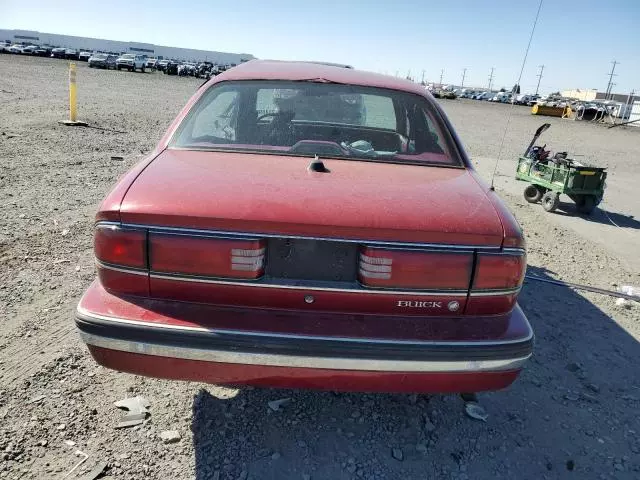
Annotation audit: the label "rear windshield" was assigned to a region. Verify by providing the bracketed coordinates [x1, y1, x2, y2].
[170, 81, 459, 166]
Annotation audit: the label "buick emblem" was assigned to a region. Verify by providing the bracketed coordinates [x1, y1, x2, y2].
[304, 295, 315, 304]
[396, 300, 442, 308]
[447, 301, 460, 312]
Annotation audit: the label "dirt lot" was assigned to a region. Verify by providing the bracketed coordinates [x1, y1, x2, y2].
[1, 55, 639, 480]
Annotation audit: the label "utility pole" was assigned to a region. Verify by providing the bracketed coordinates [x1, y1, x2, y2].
[625, 89, 635, 106]
[487, 67, 495, 91]
[461, 68, 467, 88]
[439, 69, 444, 86]
[624, 89, 635, 119]
[535, 65, 544, 95]
[605, 60, 619, 99]
[421, 70, 425, 84]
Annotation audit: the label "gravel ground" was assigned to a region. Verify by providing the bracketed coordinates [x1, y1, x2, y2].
[1, 55, 639, 480]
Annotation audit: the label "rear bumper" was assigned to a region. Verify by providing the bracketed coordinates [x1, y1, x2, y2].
[76, 281, 533, 393]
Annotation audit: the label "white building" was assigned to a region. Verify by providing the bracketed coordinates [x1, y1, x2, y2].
[561, 89, 598, 101]
[0, 29, 254, 64]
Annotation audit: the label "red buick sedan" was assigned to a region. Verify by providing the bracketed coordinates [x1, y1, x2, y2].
[76, 60, 532, 393]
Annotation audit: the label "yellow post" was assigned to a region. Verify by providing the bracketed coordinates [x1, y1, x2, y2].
[69, 63, 77, 122]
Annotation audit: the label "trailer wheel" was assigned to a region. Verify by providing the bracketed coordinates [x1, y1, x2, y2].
[524, 185, 543, 203]
[575, 195, 596, 214]
[542, 191, 560, 212]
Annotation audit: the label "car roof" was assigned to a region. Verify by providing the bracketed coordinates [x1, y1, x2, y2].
[213, 60, 428, 96]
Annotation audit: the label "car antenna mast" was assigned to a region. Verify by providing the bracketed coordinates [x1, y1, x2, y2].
[490, 0, 544, 191]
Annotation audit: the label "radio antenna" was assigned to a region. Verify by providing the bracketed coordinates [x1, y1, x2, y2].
[490, 0, 544, 190]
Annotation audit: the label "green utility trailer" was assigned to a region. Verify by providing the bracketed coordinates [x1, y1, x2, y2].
[515, 124, 607, 214]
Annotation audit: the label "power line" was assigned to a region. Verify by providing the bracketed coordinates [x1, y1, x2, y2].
[535, 65, 544, 95]
[461, 68, 467, 88]
[487, 67, 495, 91]
[490, 0, 543, 190]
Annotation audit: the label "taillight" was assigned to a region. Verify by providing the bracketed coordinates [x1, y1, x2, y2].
[149, 233, 265, 279]
[359, 247, 473, 290]
[94, 225, 147, 269]
[472, 252, 526, 290]
[467, 250, 526, 315]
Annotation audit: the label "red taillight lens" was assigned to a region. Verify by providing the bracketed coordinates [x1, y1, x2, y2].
[359, 247, 473, 290]
[467, 251, 526, 315]
[473, 253, 526, 290]
[149, 234, 265, 279]
[94, 225, 147, 269]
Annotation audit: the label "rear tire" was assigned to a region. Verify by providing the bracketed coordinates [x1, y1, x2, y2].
[542, 191, 560, 212]
[524, 185, 543, 203]
[575, 195, 596, 214]
[117, 66, 121, 70]
[141, 66, 145, 73]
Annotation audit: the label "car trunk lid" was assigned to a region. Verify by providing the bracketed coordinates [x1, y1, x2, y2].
[120, 149, 504, 246]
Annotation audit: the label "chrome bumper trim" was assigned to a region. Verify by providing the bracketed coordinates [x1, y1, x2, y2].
[79, 331, 530, 373]
[76, 305, 534, 346]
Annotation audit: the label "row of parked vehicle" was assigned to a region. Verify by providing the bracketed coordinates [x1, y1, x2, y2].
[424, 84, 542, 105]
[1, 41, 93, 60]
[457, 90, 541, 105]
[157, 60, 234, 78]
[1, 41, 236, 79]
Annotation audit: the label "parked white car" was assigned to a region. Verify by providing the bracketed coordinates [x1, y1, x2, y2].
[116, 54, 146, 72]
[490, 92, 509, 102]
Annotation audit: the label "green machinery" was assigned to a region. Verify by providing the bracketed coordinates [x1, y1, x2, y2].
[515, 124, 607, 214]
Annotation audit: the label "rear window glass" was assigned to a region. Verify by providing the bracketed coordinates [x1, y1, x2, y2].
[171, 81, 458, 166]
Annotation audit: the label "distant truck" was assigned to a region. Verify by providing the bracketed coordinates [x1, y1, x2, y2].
[116, 54, 146, 72]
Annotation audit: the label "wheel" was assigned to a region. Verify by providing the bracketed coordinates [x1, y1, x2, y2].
[575, 195, 596, 214]
[141, 66, 145, 73]
[523, 185, 543, 203]
[129, 67, 133, 72]
[117, 66, 121, 70]
[541, 191, 560, 212]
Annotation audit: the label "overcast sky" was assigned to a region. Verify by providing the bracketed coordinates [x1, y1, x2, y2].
[3, 0, 640, 94]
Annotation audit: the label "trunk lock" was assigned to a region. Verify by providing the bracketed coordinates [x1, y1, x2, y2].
[304, 295, 315, 304]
